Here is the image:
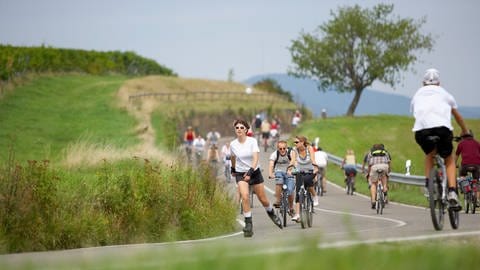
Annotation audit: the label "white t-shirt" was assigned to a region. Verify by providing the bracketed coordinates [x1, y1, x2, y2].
[314, 150, 328, 167]
[410, 85, 458, 132]
[230, 137, 260, 172]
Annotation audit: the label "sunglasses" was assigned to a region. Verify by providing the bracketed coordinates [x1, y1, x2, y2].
[278, 147, 286, 150]
[294, 141, 300, 144]
[235, 126, 246, 130]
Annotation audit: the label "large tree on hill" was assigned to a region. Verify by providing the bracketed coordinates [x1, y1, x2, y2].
[288, 4, 434, 116]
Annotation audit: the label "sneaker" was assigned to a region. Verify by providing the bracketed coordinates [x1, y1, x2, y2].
[423, 186, 429, 198]
[371, 202, 376, 209]
[447, 191, 462, 211]
[313, 195, 319, 206]
[267, 210, 283, 229]
[291, 214, 300, 223]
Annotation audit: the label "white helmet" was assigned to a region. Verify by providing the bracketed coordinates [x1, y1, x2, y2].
[423, 68, 440, 85]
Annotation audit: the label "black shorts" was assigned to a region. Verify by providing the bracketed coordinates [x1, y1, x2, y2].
[415, 126, 453, 158]
[235, 168, 264, 185]
[262, 132, 270, 139]
[460, 164, 480, 179]
[294, 172, 315, 202]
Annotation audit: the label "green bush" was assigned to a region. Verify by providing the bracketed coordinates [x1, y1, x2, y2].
[0, 44, 177, 82]
[0, 151, 237, 253]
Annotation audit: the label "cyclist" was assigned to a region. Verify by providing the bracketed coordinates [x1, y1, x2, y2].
[314, 146, 328, 194]
[410, 68, 468, 211]
[342, 149, 357, 190]
[206, 129, 221, 146]
[260, 118, 271, 151]
[268, 140, 295, 215]
[455, 131, 480, 206]
[365, 144, 390, 209]
[183, 126, 196, 144]
[193, 134, 206, 163]
[221, 141, 232, 182]
[230, 119, 282, 237]
[288, 135, 319, 222]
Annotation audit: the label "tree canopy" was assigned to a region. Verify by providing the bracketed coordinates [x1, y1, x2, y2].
[288, 4, 434, 116]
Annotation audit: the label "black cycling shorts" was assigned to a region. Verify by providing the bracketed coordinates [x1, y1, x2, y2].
[415, 126, 453, 158]
[460, 164, 480, 180]
[234, 168, 264, 185]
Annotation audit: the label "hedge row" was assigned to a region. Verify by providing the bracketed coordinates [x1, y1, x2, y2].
[0, 44, 177, 81]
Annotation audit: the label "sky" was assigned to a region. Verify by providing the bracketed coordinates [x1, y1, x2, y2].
[1, 0, 479, 107]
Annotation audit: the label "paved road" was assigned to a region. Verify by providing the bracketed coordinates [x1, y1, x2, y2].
[224, 141, 480, 246]
[2, 136, 480, 267]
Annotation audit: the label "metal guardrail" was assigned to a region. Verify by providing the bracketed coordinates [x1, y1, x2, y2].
[327, 153, 424, 186]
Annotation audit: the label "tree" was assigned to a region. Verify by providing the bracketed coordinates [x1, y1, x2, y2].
[288, 4, 434, 116]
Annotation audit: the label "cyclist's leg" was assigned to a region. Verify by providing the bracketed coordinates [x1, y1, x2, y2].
[369, 168, 379, 208]
[292, 175, 302, 220]
[273, 172, 284, 207]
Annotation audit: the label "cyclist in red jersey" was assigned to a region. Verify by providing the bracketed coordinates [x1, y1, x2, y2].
[455, 131, 480, 205]
[183, 126, 196, 146]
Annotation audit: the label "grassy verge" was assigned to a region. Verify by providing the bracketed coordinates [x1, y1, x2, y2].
[0, 152, 236, 253]
[1, 238, 478, 269]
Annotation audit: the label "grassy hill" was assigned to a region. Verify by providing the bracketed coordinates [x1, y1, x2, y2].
[0, 74, 298, 253]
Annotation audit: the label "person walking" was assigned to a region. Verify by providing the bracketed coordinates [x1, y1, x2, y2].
[230, 119, 283, 237]
[410, 68, 469, 211]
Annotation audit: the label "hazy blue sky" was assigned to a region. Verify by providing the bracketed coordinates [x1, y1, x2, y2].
[1, 0, 479, 106]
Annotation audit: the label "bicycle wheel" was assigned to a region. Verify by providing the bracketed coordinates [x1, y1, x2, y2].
[376, 186, 384, 215]
[281, 191, 288, 227]
[428, 169, 444, 230]
[299, 192, 307, 229]
[465, 192, 471, 214]
[448, 208, 459, 229]
[307, 194, 313, 228]
[347, 177, 354, 195]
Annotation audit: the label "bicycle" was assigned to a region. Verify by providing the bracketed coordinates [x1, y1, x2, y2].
[374, 168, 386, 215]
[344, 167, 356, 196]
[427, 135, 459, 231]
[458, 169, 478, 214]
[314, 171, 324, 197]
[291, 168, 314, 229]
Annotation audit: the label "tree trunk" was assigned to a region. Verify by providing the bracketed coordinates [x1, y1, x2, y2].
[346, 88, 363, 116]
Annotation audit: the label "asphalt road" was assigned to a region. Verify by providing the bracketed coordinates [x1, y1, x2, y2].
[2, 136, 480, 267]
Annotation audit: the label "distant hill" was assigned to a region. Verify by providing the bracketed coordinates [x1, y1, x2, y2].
[245, 73, 480, 119]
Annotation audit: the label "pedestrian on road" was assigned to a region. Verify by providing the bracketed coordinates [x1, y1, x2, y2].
[229, 119, 283, 237]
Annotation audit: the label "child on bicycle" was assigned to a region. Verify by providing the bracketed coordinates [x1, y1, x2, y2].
[268, 140, 295, 215]
[410, 68, 469, 211]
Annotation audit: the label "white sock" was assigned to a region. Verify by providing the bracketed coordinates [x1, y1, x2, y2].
[243, 211, 252, 218]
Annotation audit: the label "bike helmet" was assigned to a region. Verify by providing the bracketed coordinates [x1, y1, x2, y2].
[423, 68, 440, 85]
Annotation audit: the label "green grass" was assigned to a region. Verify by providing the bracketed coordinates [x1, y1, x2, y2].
[294, 115, 480, 207]
[0, 75, 139, 162]
[1, 238, 478, 269]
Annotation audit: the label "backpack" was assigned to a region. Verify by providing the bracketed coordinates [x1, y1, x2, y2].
[370, 144, 387, 157]
[274, 147, 292, 167]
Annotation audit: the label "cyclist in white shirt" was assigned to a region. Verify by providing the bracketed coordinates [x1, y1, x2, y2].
[410, 68, 469, 210]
